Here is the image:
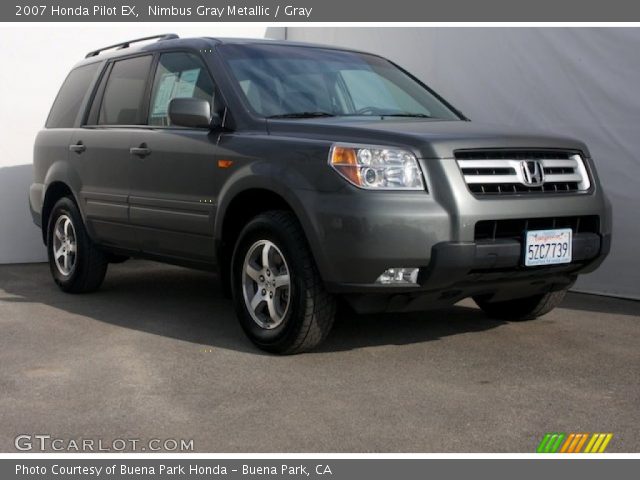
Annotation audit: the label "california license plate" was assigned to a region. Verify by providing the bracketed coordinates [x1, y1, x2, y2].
[524, 228, 572, 266]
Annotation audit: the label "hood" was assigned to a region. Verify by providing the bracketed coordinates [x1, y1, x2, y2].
[266, 118, 590, 158]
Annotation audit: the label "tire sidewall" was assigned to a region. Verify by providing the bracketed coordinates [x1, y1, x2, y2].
[231, 215, 309, 351]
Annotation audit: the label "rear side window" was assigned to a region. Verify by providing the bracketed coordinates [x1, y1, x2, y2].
[98, 55, 152, 125]
[148, 52, 215, 126]
[46, 63, 100, 128]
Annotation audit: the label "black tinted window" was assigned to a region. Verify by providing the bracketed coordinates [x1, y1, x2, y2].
[149, 52, 215, 126]
[99, 56, 152, 125]
[46, 63, 99, 128]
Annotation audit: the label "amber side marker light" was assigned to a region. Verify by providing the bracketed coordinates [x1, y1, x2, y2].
[218, 159, 234, 169]
[329, 146, 361, 186]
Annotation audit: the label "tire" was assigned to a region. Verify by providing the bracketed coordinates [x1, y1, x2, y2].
[231, 210, 336, 354]
[474, 289, 568, 321]
[47, 197, 108, 293]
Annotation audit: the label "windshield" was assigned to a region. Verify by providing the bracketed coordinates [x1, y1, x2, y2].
[218, 44, 461, 120]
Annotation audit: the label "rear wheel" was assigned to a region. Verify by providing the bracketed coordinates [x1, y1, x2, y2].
[47, 197, 108, 293]
[474, 289, 568, 321]
[231, 210, 336, 354]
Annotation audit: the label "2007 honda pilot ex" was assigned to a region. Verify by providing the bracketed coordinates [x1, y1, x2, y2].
[30, 35, 612, 354]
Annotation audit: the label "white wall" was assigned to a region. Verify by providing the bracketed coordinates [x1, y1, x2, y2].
[0, 25, 275, 264]
[286, 27, 640, 299]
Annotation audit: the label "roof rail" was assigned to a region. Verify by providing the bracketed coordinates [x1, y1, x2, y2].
[85, 33, 179, 58]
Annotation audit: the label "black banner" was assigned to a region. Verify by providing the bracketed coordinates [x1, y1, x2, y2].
[5, 0, 640, 22]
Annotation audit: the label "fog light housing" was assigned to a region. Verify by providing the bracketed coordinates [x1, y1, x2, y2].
[376, 268, 420, 285]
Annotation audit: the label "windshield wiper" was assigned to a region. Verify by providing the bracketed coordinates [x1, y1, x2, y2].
[267, 112, 336, 119]
[379, 113, 432, 118]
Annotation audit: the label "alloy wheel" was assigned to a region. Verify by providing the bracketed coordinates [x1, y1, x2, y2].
[52, 214, 77, 276]
[241, 240, 291, 329]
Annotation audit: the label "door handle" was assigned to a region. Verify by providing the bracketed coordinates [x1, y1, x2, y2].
[69, 142, 86, 154]
[130, 144, 151, 158]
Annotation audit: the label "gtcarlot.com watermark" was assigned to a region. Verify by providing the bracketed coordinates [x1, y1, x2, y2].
[15, 434, 194, 452]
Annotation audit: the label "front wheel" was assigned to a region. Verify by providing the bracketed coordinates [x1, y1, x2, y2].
[474, 289, 568, 321]
[231, 210, 336, 354]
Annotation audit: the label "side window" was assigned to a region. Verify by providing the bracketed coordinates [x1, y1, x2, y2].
[46, 63, 100, 128]
[149, 52, 215, 126]
[98, 55, 152, 125]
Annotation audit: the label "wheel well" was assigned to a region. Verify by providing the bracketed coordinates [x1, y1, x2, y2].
[41, 182, 74, 245]
[218, 189, 294, 295]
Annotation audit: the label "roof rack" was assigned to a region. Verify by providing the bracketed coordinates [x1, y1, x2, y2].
[85, 33, 179, 58]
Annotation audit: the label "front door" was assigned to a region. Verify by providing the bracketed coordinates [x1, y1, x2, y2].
[128, 51, 221, 264]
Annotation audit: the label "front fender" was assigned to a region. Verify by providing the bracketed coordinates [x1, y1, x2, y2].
[214, 160, 335, 282]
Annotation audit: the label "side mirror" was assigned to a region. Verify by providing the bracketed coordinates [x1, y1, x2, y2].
[168, 98, 212, 129]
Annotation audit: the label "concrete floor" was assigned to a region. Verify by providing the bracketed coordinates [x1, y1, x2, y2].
[0, 260, 638, 452]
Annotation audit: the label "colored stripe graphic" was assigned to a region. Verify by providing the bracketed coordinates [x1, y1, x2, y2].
[584, 433, 614, 453]
[537, 433, 552, 453]
[584, 433, 599, 453]
[537, 433, 613, 453]
[573, 433, 589, 453]
[560, 433, 587, 453]
[537, 433, 566, 453]
[559, 433, 576, 453]
[548, 433, 565, 453]
[597, 434, 613, 453]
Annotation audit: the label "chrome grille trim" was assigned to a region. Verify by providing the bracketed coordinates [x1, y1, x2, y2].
[456, 152, 591, 195]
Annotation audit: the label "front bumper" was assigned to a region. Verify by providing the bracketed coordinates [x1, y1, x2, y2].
[293, 158, 611, 311]
[338, 232, 609, 313]
[327, 233, 604, 291]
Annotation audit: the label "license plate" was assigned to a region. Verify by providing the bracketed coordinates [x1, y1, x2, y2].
[524, 228, 572, 266]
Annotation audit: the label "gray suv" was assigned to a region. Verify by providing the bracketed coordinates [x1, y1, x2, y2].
[30, 35, 611, 353]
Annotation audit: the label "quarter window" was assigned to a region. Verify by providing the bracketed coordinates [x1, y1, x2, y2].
[149, 52, 215, 126]
[98, 55, 152, 125]
[46, 63, 100, 128]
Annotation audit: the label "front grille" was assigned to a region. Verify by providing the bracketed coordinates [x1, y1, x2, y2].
[455, 150, 591, 196]
[475, 215, 600, 241]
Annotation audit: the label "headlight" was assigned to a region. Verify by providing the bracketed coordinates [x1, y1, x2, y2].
[329, 144, 426, 190]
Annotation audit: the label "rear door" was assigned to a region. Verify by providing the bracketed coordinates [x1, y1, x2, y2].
[128, 51, 221, 263]
[34, 62, 101, 223]
[72, 55, 153, 249]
